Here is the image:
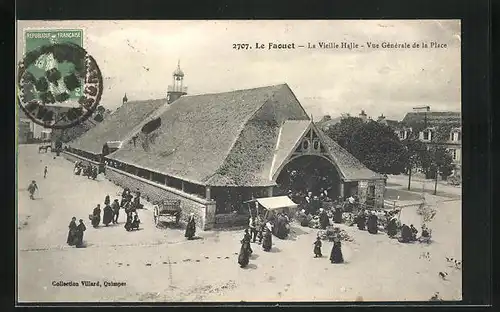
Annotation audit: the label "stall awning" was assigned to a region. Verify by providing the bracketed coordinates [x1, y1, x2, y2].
[254, 196, 298, 211]
[106, 141, 122, 149]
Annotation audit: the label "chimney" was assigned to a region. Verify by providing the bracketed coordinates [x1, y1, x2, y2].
[359, 110, 367, 122]
[122, 93, 128, 104]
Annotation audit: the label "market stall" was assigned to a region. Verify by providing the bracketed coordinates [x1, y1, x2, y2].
[245, 196, 299, 221]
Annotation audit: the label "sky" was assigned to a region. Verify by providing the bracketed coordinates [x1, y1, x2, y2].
[17, 20, 461, 121]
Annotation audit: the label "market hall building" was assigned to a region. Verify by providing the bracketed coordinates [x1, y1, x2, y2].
[65, 66, 386, 230]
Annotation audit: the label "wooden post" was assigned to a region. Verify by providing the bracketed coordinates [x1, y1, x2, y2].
[267, 186, 273, 197]
[206, 186, 211, 200]
[181, 181, 185, 192]
[149, 171, 153, 181]
[433, 169, 438, 195]
[135, 167, 139, 176]
[164, 176, 169, 186]
[339, 182, 345, 198]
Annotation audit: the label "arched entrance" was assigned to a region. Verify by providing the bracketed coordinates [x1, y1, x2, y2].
[275, 154, 342, 201]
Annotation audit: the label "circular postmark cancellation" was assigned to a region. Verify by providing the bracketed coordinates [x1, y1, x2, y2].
[17, 42, 103, 129]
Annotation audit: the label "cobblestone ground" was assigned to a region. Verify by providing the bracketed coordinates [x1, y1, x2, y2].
[17, 145, 461, 302]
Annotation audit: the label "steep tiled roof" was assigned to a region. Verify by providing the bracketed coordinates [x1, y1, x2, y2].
[69, 99, 166, 154]
[108, 85, 293, 185]
[402, 111, 461, 125]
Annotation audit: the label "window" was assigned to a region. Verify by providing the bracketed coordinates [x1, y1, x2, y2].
[302, 139, 310, 150]
[423, 131, 429, 141]
[313, 139, 320, 150]
[399, 130, 405, 139]
[451, 131, 461, 142]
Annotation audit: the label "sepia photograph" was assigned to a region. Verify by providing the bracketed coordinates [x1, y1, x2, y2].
[16, 20, 462, 303]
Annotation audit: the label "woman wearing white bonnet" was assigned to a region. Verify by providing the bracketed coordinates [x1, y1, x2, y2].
[184, 212, 196, 240]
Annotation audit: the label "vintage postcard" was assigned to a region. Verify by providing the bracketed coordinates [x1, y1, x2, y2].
[16, 20, 462, 303]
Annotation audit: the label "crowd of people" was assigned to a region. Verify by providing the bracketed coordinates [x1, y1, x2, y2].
[87, 189, 143, 232]
[73, 161, 98, 180]
[291, 189, 432, 245]
[238, 219, 275, 268]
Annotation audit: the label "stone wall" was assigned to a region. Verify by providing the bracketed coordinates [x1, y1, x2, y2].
[357, 179, 385, 209]
[358, 180, 368, 204]
[373, 179, 385, 208]
[214, 213, 250, 229]
[105, 167, 216, 230]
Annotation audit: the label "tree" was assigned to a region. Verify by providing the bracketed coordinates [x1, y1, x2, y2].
[326, 117, 407, 174]
[402, 139, 427, 190]
[427, 146, 455, 194]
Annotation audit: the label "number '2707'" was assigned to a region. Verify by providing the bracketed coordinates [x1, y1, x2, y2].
[232, 43, 251, 50]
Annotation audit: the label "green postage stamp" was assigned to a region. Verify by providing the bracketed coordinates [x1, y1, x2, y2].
[23, 29, 84, 101]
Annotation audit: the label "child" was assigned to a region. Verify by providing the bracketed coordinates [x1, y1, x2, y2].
[313, 236, 322, 258]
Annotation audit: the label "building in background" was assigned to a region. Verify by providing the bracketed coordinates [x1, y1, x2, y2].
[377, 111, 461, 174]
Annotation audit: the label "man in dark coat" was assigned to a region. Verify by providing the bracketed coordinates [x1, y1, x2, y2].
[249, 217, 258, 243]
[367, 211, 378, 234]
[311, 196, 321, 215]
[91, 204, 101, 228]
[111, 199, 120, 224]
[399, 224, 412, 243]
[67, 217, 77, 246]
[185, 213, 196, 240]
[313, 236, 323, 258]
[356, 210, 366, 230]
[103, 204, 113, 226]
[319, 208, 330, 229]
[330, 237, 344, 264]
[75, 219, 86, 248]
[334, 204, 343, 224]
[257, 217, 265, 244]
[262, 228, 272, 252]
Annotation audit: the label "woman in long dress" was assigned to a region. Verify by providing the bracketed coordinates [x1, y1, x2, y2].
[185, 213, 196, 240]
[91, 204, 101, 228]
[330, 237, 344, 263]
[238, 241, 250, 268]
[67, 217, 77, 246]
[104, 195, 110, 206]
[75, 219, 86, 248]
[356, 210, 366, 230]
[103, 204, 113, 226]
[399, 224, 412, 243]
[387, 217, 398, 238]
[319, 208, 329, 229]
[334, 205, 343, 224]
[367, 212, 378, 234]
[262, 228, 272, 252]
[313, 236, 322, 258]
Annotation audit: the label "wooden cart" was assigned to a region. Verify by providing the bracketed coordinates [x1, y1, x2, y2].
[153, 200, 181, 227]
